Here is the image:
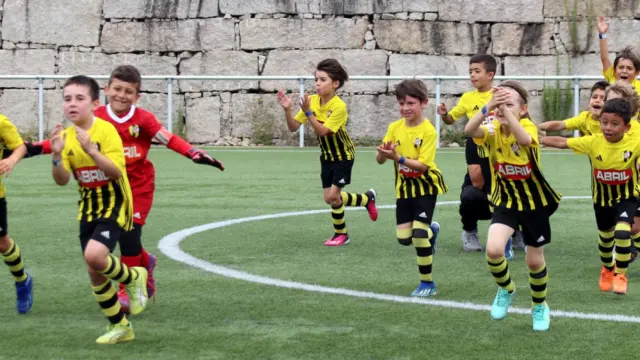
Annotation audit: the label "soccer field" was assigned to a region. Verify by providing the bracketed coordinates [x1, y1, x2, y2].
[2, 146, 640, 359]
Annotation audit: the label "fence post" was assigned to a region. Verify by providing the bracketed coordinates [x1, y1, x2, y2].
[38, 77, 44, 142]
[167, 78, 173, 133]
[298, 78, 305, 148]
[435, 77, 441, 148]
[573, 78, 580, 138]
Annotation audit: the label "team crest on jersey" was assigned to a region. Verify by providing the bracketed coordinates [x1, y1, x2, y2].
[129, 125, 140, 138]
[413, 138, 422, 148]
[511, 143, 521, 156]
[624, 150, 632, 162]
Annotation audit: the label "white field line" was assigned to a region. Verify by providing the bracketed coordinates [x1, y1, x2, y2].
[157, 196, 640, 324]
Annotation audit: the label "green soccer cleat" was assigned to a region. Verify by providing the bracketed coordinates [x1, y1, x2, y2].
[532, 303, 550, 331]
[490, 288, 515, 320]
[95, 322, 135, 344]
[125, 267, 148, 315]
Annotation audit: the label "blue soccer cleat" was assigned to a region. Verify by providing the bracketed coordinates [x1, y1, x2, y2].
[411, 281, 437, 297]
[15, 272, 33, 314]
[429, 221, 440, 254]
[532, 303, 550, 331]
[505, 237, 514, 261]
[490, 287, 514, 320]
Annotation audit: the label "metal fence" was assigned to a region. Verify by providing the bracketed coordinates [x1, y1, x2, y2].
[0, 74, 612, 147]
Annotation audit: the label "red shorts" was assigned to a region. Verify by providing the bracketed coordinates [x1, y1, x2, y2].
[132, 188, 154, 226]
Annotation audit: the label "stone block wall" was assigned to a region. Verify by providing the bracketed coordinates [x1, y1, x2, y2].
[0, 0, 635, 145]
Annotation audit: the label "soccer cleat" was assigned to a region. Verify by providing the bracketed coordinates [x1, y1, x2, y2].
[490, 287, 515, 320]
[430, 221, 440, 254]
[15, 272, 33, 314]
[145, 253, 157, 303]
[599, 266, 615, 292]
[531, 303, 550, 331]
[410, 281, 436, 297]
[95, 321, 135, 344]
[505, 238, 514, 261]
[613, 273, 628, 295]
[125, 267, 148, 315]
[461, 229, 482, 252]
[117, 288, 130, 314]
[512, 230, 526, 250]
[324, 233, 350, 247]
[364, 189, 378, 221]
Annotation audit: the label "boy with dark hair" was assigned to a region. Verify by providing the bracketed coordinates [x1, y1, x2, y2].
[277, 58, 378, 247]
[377, 79, 447, 297]
[542, 98, 640, 296]
[438, 54, 524, 255]
[52, 75, 148, 343]
[13, 65, 225, 312]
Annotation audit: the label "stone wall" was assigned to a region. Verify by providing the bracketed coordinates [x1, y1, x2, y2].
[0, 0, 636, 145]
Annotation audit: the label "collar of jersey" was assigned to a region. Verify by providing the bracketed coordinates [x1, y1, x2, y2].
[107, 104, 136, 124]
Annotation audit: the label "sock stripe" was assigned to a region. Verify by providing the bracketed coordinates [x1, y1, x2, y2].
[92, 280, 124, 324]
[2, 242, 15, 257]
[488, 256, 515, 292]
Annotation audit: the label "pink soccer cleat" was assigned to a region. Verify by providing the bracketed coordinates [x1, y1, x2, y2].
[324, 234, 350, 246]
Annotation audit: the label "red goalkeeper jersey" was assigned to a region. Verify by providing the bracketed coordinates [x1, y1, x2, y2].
[94, 105, 163, 196]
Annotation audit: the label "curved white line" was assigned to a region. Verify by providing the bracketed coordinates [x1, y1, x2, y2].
[157, 196, 640, 324]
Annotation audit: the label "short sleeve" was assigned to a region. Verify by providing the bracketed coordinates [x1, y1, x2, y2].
[603, 66, 616, 83]
[566, 136, 593, 155]
[447, 94, 468, 121]
[142, 113, 163, 138]
[417, 127, 436, 166]
[563, 114, 583, 131]
[0, 115, 23, 150]
[323, 103, 348, 133]
[101, 123, 126, 170]
[522, 120, 539, 146]
[294, 109, 307, 124]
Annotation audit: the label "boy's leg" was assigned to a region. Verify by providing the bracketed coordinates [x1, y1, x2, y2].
[612, 200, 637, 295]
[323, 161, 354, 247]
[594, 203, 616, 291]
[485, 208, 516, 320]
[334, 159, 379, 222]
[459, 185, 490, 251]
[405, 195, 438, 297]
[0, 198, 32, 314]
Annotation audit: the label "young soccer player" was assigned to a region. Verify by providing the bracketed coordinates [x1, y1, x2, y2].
[276, 58, 378, 247]
[51, 75, 148, 344]
[541, 98, 640, 295]
[0, 116, 32, 314]
[597, 16, 640, 95]
[11, 65, 225, 312]
[376, 79, 446, 297]
[464, 81, 562, 331]
[437, 54, 524, 255]
[538, 81, 608, 136]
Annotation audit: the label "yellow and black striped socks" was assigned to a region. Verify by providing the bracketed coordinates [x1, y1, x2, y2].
[340, 192, 369, 207]
[3, 239, 27, 283]
[529, 264, 548, 305]
[412, 221, 433, 282]
[614, 223, 632, 275]
[599, 230, 615, 271]
[100, 255, 139, 285]
[92, 279, 128, 325]
[397, 228, 412, 246]
[487, 256, 515, 293]
[331, 203, 347, 235]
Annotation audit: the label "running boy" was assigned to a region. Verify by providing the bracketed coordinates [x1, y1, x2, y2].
[542, 98, 640, 295]
[464, 81, 562, 331]
[276, 58, 378, 247]
[376, 79, 446, 297]
[51, 75, 147, 344]
[11, 65, 225, 312]
[437, 54, 524, 254]
[597, 16, 640, 95]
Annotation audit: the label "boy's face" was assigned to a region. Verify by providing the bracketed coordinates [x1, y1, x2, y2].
[588, 89, 605, 118]
[63, 84, 99, 124]
[314, 70, 339, 96]
[600, 112, 630, 142]
[397, 95, 427, 121]
[105, 78, 140, 114]
[469, 62, 493, 89]
[615, 58, 637, 84]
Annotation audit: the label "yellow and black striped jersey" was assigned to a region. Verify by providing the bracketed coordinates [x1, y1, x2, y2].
[61, 117, 133, 231]
[294, 94, 355, 162]
[474, 118, 562, 211]
[0, 114, 24, 198]
[567, 133, 640, 207]
[382, 118, 448, 199]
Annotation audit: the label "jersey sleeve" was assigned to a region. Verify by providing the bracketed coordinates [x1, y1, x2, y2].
[142, 113, 163, 138]
[603, 66, 616, 83]
[101, 124, 126, 171]
[522, 120, 539, 146]
[323, 102, 348, 133]
[447, 94, 468, 121]
[418, 127, 436, 166]
[562, 114, 583, 131]
[293, 109, 307, 124]
[566, 135, 593, 155]
[0, 115, 23, 150]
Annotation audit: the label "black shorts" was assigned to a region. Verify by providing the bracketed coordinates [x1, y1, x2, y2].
[79, 219, 122, 253]
[594, 199, 638, 231]
[321, 160, 353, 189]
[491, 204, 556, 248]
[396, 194, 437, 225]
[0, 197, 7, 237]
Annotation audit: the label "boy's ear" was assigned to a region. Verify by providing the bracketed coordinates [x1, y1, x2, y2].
[488, 71, 496, 80]
[519, 104, 529, 117]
